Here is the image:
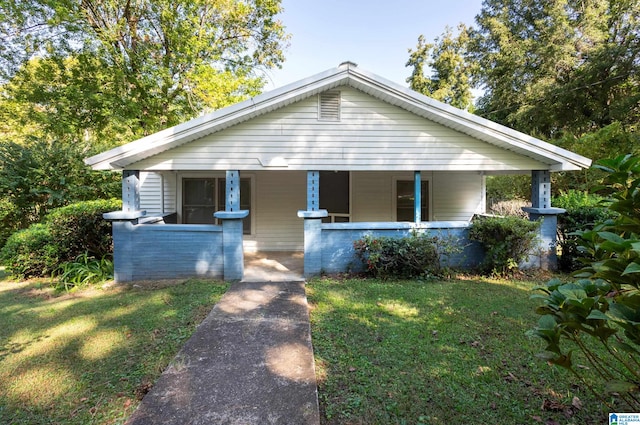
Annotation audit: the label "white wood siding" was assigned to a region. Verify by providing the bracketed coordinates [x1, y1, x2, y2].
[250, 171, 305, 251]
[139, 172, 177, 215]
[129, 87, 548, 172]
[432, 172, 484, 221]
[351, 171, 482, 222]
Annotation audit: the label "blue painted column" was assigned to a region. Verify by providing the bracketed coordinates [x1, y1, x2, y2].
[214, 170, 248, 281]
[103, 170, 145, 283]
[298, 171, 328, 277]
[523, 170, 565, 270]
[307, 170, 320, 211]
[122, 170, 141, 213]
[414, 171, 421, 223]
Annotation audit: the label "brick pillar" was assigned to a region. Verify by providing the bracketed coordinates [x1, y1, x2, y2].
[523, 170, 564, 270]
[299, 171, 328, 277]
[215, 170, 248, 280]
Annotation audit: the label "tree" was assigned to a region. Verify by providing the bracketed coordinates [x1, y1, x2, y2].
[406, 25, 475, 110]
[0, 139, 119, 232]
[471, 0, 640, 138]
[0, 0, 289, 140]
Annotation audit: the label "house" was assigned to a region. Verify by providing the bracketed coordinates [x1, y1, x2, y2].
[86, 61, 592, 282]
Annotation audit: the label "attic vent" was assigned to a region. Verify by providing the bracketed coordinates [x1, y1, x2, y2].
[318, 91, 341, 121]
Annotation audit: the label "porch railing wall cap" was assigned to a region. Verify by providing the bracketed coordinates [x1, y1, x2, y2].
[297, 210, 329, 219]
[213, 210, 250, 219]
[522, 207, 566, 215]
[103, 210, 147, 221]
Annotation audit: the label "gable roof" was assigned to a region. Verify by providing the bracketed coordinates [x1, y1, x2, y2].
[86, 62, 592, 171]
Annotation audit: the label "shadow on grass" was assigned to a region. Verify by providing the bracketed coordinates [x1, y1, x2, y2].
[0, 278, 228, 424]
[306, 276, 609, 425]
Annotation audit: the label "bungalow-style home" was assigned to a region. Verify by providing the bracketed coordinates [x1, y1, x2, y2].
[86, 61, 591, 282]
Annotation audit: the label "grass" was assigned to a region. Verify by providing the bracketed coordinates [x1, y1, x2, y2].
[306, 275, 610, 425]
[0, 278, 228, 425]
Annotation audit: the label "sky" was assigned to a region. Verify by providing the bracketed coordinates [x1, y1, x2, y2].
[264, 0, 484, 90]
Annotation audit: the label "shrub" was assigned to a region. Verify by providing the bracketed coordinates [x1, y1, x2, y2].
[45, 198, 121, 262]
[529, 154, 640, 412]
[553, 190, 616, 272]
[468, 215, 540, 275]
[0, 199, 120, 278]
[0, 224, 59, 278]
[353, 232, 441, 279]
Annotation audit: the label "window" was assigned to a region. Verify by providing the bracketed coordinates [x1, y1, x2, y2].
[319, 171, 350, 223]
[396, 180, 429, 222]
[318, 91, 341, 121]
[182, 177, 252, 234]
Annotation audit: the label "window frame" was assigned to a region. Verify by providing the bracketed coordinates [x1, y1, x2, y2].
[392, 176, 431, 222]
[177, 173, 255, 235]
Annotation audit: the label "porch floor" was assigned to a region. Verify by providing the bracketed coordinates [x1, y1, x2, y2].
[243, 251, 304, 282]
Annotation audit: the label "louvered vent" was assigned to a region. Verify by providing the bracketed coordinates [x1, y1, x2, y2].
[318, 91, 341, 121]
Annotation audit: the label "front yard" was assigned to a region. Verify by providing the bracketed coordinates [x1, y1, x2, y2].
[307, 276, 609, 424]
[0, 278, 228, 424]
[0, 274, 611, 424]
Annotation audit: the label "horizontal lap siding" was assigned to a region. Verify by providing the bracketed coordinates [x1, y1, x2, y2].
[432, 172, 484, 221]
[253, 171, 305, 251]
[140, 172, 162, 214]
[351, 172, 393, 221]
[139, 172, 177, 215]
[351, 171, 482, 222]
[129, 87, 547, 171]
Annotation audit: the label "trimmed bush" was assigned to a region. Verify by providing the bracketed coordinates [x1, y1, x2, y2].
[468, 215, 540, 275]
[0, 199, 120, 278]
[353, 232, 441, 279]
[45, 198, 121, 262]
[0, 224, 59, 278]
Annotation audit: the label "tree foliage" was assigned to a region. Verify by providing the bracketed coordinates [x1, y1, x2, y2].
[0, 0, 289, 141]
[471, 0, 640, 138]
[406, 25, 475, 110]
[0, 139, 119, 245]
[530, 154, 640, 411]
[407, 0, 639, 140]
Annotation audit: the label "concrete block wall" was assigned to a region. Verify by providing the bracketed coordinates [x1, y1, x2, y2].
[112, 221, 224, 281]
[318, 222, 484, 275]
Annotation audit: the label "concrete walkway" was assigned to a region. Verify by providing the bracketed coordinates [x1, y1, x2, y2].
[126, 280, 320, 425]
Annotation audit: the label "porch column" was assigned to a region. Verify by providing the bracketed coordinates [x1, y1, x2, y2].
[414, 171, 421, 223]
[298, 170, 328, 277]
[122, 170, 141, 213]
[523, 170, 565, 270]
[214, 170, 248, 281]
[101, 169, 145, 283]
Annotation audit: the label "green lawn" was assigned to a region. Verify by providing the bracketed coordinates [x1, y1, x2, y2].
[1, 274, 616, 424]
[306, 276, 610, 425]
[0, 278, 228, 425]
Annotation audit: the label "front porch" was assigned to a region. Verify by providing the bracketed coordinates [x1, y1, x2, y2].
[104, 169, 564, 282]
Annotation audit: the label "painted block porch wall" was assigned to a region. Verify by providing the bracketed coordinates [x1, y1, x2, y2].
[111, 221, 224, 281]
[316, 222, 484, 275]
